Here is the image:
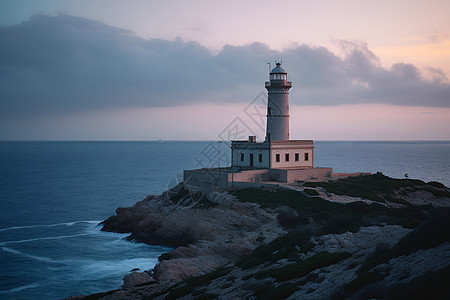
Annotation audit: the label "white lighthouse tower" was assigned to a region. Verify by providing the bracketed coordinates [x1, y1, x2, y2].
[265, 62, 292, 141]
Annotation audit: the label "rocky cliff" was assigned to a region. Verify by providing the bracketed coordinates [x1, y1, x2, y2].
[72, 174, 450, 299]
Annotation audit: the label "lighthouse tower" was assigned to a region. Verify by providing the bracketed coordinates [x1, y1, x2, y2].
[265, 62, 292, 141]
[185, 61, 324, 194]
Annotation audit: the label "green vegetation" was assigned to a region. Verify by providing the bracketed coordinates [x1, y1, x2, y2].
[237, 231, 312, 270]
[388, 266, 450, 300]
[232, 187, 337, 211]
[154, 267, 231, 300]
[253, 282, 300, 300]
[344, 270, 385, 296]
[359, 208, 450, 274]
[304, 173, 449, 203]
[232, 186, 425, 233]
[426, 181, 447, 189]
[341, 208, 450, 298]
[195, 293, 218, 300]
[303, 188, 320, 196]
[149, 175, 449, 300]
[244, 251, 352, 282]
[276, 211, 308, 228]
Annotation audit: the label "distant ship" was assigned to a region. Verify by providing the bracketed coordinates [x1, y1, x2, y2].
[157, 139, 164, 144]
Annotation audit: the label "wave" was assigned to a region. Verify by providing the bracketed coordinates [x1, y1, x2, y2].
[0, 220, 100, 232]
[0, 283, 39, 294]
[0, 233, 93, 246]
[1, 247, 57, 264]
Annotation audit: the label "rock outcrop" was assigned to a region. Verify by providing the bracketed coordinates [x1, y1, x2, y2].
[77, 175, 450, 299]
[101, 184, 285, 286]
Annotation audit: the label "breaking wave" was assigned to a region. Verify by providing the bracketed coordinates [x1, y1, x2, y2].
[0, 220, 100, 232]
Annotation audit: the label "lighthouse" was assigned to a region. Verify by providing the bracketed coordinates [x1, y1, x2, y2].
[184, 62, 332, 194]
[265, 62, 292, 141]
[229, 62, 314, 170]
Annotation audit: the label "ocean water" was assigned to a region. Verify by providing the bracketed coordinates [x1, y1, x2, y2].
[0, 140, 449, 299]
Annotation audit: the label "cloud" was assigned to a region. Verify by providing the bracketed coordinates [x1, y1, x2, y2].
[1, 14, 449, 120]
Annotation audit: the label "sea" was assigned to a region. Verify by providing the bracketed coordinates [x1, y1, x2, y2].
[0, 140, 449, 299]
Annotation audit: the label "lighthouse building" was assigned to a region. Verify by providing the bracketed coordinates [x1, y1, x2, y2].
[231, 63, 314, 170]
[184, 63, 334, 194]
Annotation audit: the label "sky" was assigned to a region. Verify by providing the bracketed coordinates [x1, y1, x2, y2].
[0, 0, 449, 140]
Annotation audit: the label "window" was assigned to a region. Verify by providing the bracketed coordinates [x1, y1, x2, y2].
[305, 153, 309, 161]
[258, 153, 262, 163]
[268, 107, 271, 115]
[276, 154, 280, 162]
[295, 153, 299, 161]
[285, 153, 289, 162]
[240, 153, 244, 161]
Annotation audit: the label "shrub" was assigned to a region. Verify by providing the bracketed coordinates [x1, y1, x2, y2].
[277, 211, 309, 228]
[245, 252, 352, 282]
[233, 186, 424, 231]
[237, 231, 312, 270]
[303, 188, 320, 196]
[304, 173, 428, 203]
[426, 181, 447, 189]
[160, 267, 231, 299]
[388, 266, 450, 300]
[344, 271, 384, 296]
[256, 283, 300, 300]
[195, 293, 217, 300]
[271, 252, 352, 282]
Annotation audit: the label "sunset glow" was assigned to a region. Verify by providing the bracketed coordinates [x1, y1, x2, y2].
[0, 0, 449, 140]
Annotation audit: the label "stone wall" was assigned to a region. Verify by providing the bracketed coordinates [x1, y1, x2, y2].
[183, 169, 231, 194]
[184, 167, 336, 194]
[285, 167, 333, 182]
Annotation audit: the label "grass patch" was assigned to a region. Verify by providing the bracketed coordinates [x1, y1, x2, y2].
[195, 293, 218, 300]
[344, 271, 384, 295]
[232, 186, 425, 233]
[359, 208, 450, 274]
[276, 211, 309, 228]
[340, 208, 450, 298]
[303, 188, 320, 196]
[157, 266, 231, 300]
[236, 188, 426, 273]
[232, 187, 339, 212]
[256, 283, 300, 300]
[426, 181, 447, 189]
[299, 240, 315, 253]
[304, 173, 446, 203]
[237, 231, 312, 270]
[271, 251, 352, 282]
[388, 265, 450, 300]
[245, 251, 351, 282]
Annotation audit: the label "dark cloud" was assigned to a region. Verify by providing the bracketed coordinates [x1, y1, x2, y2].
[1, 14, 449, 119]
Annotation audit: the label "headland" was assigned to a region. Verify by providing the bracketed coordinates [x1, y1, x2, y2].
[68, 173, 450, 299]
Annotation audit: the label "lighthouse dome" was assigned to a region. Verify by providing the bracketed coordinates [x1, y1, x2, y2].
[270, 62, 286, 74]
